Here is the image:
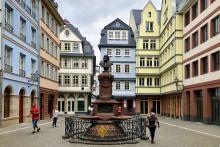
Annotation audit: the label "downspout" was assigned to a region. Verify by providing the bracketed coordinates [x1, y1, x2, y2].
[37, 0, 41, 110]
[0, 0, 3, 127]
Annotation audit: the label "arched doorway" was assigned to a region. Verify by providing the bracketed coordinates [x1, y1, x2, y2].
[19, 89, 25, 123]
[4, 87, 12, 118]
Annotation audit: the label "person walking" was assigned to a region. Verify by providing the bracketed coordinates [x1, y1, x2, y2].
[30, 103, 40, 134]
[52, 107, 59, 128]
[147, 108, 160, 144]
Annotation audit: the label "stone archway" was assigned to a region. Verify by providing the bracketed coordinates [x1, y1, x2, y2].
[19, 89, 25, 123]
[4, 86, 12, 118]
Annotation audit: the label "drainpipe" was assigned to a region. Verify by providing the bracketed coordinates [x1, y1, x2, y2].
[0, 0, 3, 127]
[37, 0, 41, 110]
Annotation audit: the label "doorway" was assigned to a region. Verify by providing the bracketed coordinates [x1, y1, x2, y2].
[153, 100, 161, 115]
[19, 89, 25, 123]
[140, 100, 148, 114]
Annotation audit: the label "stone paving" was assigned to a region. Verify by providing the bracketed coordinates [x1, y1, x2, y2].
[0, 116, 220, 147]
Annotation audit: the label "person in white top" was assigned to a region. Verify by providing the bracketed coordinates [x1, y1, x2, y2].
[88, 104, 93, 115]
[52, 107, 59, 128]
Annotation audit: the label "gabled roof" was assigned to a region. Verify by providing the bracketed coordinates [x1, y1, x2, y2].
[131, 9, 142, 29]
[104, 18, 131, 30]
[60, 20, 95, 56]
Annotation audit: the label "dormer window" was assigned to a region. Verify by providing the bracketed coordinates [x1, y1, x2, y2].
[122, 31, 127, 40]
[115, 31, 120, 39]
[116, 22, 120, 27]
[65, 30, 70, 37]
[148, 12, 151, 17]
[73, 43, 79, 51]
[108, 31, 113, 39]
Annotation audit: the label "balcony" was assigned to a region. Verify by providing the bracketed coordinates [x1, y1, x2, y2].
[19, 69, 26, 77]
[5, 23, 13, 33]
[20, 33, 26, 42]
[4, 64, 12, 73]
[31, 41, 36, 49]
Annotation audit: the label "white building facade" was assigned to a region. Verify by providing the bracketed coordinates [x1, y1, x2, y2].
[58, 20, 95, 114]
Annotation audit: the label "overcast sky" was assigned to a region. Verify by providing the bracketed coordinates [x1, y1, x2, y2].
[56, 0, 162, 64]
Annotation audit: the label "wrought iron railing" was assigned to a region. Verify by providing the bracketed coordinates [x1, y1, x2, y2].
[62, 115, 147, 143]
[5, 23, 13, 33]
[19, 69, 25, 77]
[4, 64, 12, 73]
[20, 33, 26, 41]
[15, 0, 36, 20]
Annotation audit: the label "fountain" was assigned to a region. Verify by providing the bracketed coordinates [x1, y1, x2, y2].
[62, 55, 148, 144]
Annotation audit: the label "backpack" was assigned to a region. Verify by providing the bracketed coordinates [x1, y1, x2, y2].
[149, 114, 157, 125]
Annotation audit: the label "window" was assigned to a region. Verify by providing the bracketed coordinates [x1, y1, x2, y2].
[201, 24, 208, 43]
[155, 78, 160, 87]
[124, 49, 130, 56]
[73, 43, 79, 51]
[185, 64, 191, 79]
[64, 43, 70, 51]
[140, 57, 145, 67]
[146, 58, 152, 67]
[64, 59, 71, 69]
[154, 58, 160, 67]
[201, 56, 208, 74]
[82, 60, 88, 68]
[115, 49, 121, 56]
[125, 65, 130, 73]
[58, 75, 62, 85]
[73, 75, 79, 86]
[148, 12, 151, 17]
[116, 64, 121, 72]
[192, 31, 198, 48]
[46, 11, 49, 26]
[150, 40, 156, 49]
[211, 51, 220, 71]
[115, 31, 120, 39]
[31, 59, 36, 74]
[4, 46, 12, 66]
[78, 101, 85, 111]
[20, 17, 26, 40]
[54, 46, 58, 58]
[116, 82, 120, 90]
[147, 78, 152, 87]
[50, 42, 53, 55]
[73, 59, 79, 68]
[46, 38, 49, 52]
[122, 31, 127, 40]
[143, 40, 149, 49]
[125, 81, 130, 90]
[200, 0, 208, 12]
[64, 75, 70, 86]
[5, 4, 12, 26]
[185, 37, 190, 52]
[139, 77, 145, 86]
[41, 34, 44, 48]
[82, 75, 87, 86]
[192, 61, 198, 77]
[185, 10, 190, 26]
[192, 2, 198, 20]
[211, 16, 219, 37]
[106, 49, 112, 56]
[32, 0, 36, 14]
[108, 31, 113, 39]
[19, 54, 25, 70]
[41, 6, 45, 21]
[146, 22, 153, 31]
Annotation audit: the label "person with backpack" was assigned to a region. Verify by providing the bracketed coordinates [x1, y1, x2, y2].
[147, 108, 160, 144]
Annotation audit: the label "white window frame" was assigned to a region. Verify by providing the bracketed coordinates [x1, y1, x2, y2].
[106, 48, 112, 56]
[116, 81, 121, 90]
[146, 22, 153, 31]
[116, 64, 121, 73]
[125, 81, 130, 90]
[108, 31, 114, 39]
[115, 49, 121, 56]
[125, 64, 130, 73]
[124, 49, 130, 56]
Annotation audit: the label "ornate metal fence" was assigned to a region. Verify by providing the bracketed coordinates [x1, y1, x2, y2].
[62, 114, 147, 144]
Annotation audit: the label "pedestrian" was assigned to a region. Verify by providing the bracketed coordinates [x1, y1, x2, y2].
[147, 108, 160, 144]
[30, 103, 40, 134]
[52, 107, 59, 128]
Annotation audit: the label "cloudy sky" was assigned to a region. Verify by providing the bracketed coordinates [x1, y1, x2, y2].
[56, 0, 162, 64]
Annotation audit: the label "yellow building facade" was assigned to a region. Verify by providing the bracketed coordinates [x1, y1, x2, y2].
[130, 0, 183, 118]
